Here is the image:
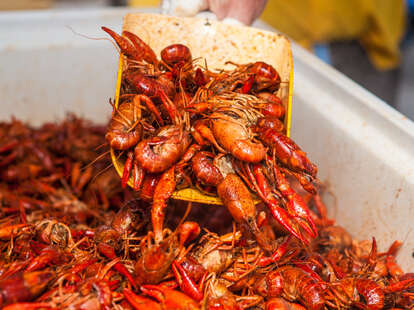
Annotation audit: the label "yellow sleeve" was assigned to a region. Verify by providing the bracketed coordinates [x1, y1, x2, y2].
[260, 0, 406, 70]
[128, 0, 160, 7]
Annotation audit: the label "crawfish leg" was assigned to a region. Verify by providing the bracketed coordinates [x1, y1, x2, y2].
[152, 167, 176, 243]
[273, 164, 317, 239]
[97, 243, 137, 290]
[122, 151, 134, 188]
[132, 160, 145, 191]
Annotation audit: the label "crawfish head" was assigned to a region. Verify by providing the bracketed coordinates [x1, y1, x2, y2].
[94, 225, 121, 250]
[206, 278, 238, 310]
[35, 219, 72, 249]
[317, 225, 353, 253]
[111, 203, 143, 235]
[135, 230, 178, 284]
[328, 278, 385, 310]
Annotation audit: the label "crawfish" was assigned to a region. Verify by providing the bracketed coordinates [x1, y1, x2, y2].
[327, 277, 385, 310]
[151, 166, 176, 242]
[271, 161, 318, 239]
[228, 61, 281, 93]
[256, 92, 285, 119]
[258, 128, 317, 178]
[210, 112, 266, 163]
[134, 125, 191, 174]
[123, 288, 162, 310]
[255, 266, 325, 310]
[139, 173, 160, 201]
[247, 61, 281, 93]
[217, 173, 271, 252]
[205, 277, 240, 310]
[110, 202, 143, 235]
[206, 276, 263, 310]
[0, 223, 31, 240]
[238, 161, 315, 243]
[0, 270, 54, 307]
[189, 232, 237, 275]
[140, 283, 200, 310]
[190, 119, 227, 153]
[161, 44, 192, 67]
[124, 71, 175, 100]
[35, 219, 73, 249]
[135, 229, 179, 285]
[26, 245, 68, 272]
[265, 298, 306, 310]
[256, 116, 285, 132]
[252, 94, 286, 133]
[160, 44, 193, 80]
[105, 95, 146, 150]
[317, 225, 353, 253]
[191, 151, 224, 187]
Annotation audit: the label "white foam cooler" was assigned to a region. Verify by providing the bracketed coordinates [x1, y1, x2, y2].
[1, 7, 414, 270]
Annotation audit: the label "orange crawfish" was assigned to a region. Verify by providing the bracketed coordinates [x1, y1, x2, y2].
[247, 61, 282, 93]
[160, 44, 193, 80]
[134, 125, 191, 174]
[161, 44, 192, 67]
[217, 173, 271, 252]
[257, 128, 317, 179]
[105, 95, 146, 151]
[265, 298, 306, 310]
[227, 61, 281, 94]
[123, 283, 200, 310]
[191, 151, 224, 187]
[205, 276, 263, 310]
[135, 227, 181, 285]
[210, 112, 266, 163]
[237, 161, 317, 243]
[124, 71, 176, 100]
[256, 92, 285, 119]
[327, 276, 414, 310]
[106, 94, 162, 189]
[0, 270, 54, 307]
[254, 266, 325, 310]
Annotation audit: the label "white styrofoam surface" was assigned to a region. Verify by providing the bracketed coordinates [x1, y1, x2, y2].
[1, 8, 414, 269]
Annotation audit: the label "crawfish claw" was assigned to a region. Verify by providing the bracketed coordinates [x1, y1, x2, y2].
[172, 260, 205, 301]
[270, 205, 309, 244]
[294, 215, 318, 239]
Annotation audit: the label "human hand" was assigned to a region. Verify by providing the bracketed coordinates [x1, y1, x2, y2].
[161, 0, 268, 25]
[161, 0, 209, 18]
[207, 0, 268, 25]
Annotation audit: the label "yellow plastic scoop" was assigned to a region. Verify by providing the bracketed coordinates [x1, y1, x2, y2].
[110, 13, 293, 205]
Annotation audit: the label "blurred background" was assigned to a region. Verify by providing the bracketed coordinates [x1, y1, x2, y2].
[2, 0, 413, 120]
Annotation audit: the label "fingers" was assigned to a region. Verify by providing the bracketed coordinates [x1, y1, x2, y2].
[162, 0, 209, 17]
[208, 0, 268, 25]
[162, 0, 269, 26]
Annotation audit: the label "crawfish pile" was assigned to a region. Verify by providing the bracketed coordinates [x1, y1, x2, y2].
[0, 31, 412, 310]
